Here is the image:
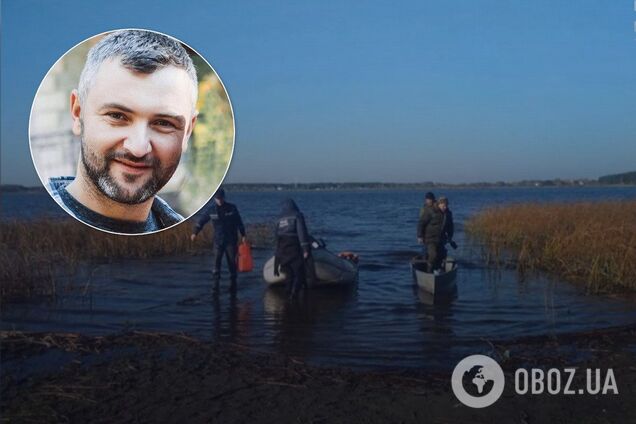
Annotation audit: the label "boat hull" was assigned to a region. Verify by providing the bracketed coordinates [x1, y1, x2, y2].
[263, 248, 358, 287]
[411, 256, 457, 295]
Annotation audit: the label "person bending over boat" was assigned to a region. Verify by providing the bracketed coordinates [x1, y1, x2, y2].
[191, 188, 246, 289]
[274, 199, 311, 300]
[437, 196, 456, 265]
[417, 192, 445, 272]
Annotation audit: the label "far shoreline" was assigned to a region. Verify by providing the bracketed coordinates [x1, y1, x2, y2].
[3, 182, 636, 194]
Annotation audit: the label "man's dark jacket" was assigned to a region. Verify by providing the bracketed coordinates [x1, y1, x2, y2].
[194, 202, 245, 246]
[417, 205, 445, 244]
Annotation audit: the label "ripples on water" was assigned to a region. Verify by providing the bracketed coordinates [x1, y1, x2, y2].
[3, 187, 636, 369]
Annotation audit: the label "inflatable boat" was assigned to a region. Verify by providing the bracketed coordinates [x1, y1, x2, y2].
[263, 240, 358, 287]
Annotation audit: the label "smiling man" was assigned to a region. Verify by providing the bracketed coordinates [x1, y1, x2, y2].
[48, 30, 198, 234]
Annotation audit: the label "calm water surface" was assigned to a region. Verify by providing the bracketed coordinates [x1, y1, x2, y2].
[2, 187, 636, 370]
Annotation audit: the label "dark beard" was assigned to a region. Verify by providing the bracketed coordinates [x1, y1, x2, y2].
[80, 137, 180, 205]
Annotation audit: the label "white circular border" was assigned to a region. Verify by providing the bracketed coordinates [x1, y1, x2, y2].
[451, 354, 505, 408]
[28, 27, 236, 236]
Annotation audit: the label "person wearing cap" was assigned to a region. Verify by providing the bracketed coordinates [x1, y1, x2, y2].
[417, 192, 445, 272]
[418, 191, 436, 221]
[191, 187, 246, 288]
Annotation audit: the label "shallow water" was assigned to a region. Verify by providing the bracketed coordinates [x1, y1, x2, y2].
[3, 187, 636, 370]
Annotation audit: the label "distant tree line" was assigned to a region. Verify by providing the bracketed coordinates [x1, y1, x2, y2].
[4, 172, 635, 194]
[598, 171, 636, 185]
[221, 179, 600, 191]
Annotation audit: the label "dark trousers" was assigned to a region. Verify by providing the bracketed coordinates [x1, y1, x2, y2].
[281, 256, 305, 296]
[212, 243, 238, 281]
[304, 252, 317, 288]
[426, 242, 441, 272]
[439, 244, 448, 264]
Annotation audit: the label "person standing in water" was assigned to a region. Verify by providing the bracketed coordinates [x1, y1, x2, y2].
[191, 188, 246, 289]
[417, 192, 445, 272]
[274, 199, 311, 300]
[437, 196, 456, 266]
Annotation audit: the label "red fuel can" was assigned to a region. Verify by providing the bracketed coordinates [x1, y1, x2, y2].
[237, 241, 253, 272]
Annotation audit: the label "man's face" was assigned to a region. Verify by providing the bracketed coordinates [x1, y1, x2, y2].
[425, 198, 434, 207]
[214, 197, 224, 206]
[71, 58, 197, 204]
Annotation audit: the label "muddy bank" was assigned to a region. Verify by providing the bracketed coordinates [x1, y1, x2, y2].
[2, 327, 636, 423]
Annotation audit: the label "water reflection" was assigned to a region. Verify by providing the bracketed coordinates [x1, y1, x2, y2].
[4, 188, 636, 369]
[413, 284, 458, 366]
[263, 287, 357, 360]
[211, 286, 253, 346]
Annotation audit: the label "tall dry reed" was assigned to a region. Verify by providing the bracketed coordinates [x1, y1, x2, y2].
[0, 218, 273, 301]
[465, 201, 636, 293]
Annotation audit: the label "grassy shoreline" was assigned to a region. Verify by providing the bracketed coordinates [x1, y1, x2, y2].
[466, 201, 636, 293]
[0, 218, 273, 302]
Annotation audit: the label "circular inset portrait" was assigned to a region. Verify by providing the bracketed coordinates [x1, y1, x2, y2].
[29, 29, 234, 235]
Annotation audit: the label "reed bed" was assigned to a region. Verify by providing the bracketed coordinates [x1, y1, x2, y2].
[465, 201, 636, 293]
[0, 218, 274, 301]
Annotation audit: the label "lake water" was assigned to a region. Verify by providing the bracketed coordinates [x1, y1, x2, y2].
[2, 186, 636, 370]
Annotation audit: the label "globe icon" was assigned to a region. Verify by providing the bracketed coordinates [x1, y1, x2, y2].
[462, 365, 495, 397]
[452, 355, 506, 408]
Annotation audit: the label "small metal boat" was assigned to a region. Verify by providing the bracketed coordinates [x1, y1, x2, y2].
[411, 255, 458, 295]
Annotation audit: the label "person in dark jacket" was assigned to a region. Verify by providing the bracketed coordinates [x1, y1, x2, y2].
[417, 192, 445, 272]
[274, 199, 311, 299]
[437, 196, 455, 264]
[191, 188, 246, 288]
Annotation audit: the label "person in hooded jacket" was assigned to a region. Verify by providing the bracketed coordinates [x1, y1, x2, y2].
[274, 199, 311, 299]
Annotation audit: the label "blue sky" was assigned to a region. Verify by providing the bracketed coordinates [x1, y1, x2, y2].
[2, 0, 635, 184]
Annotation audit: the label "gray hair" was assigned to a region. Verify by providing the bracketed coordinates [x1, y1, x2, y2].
[78, 29, 198, 109]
